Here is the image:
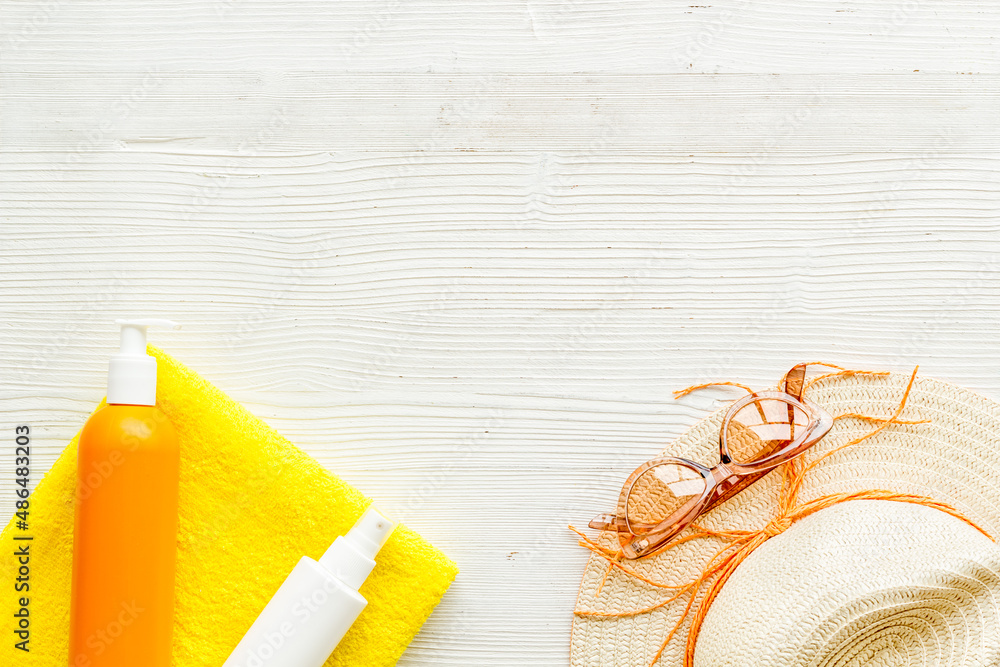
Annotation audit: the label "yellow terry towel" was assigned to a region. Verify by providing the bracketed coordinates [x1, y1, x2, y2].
[0, 347, 458, 666]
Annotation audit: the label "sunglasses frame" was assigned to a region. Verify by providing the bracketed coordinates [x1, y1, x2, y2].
[591, 365, 834, 559]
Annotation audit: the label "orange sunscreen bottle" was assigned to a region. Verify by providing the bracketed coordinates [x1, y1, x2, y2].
[69, 319, 181, 667]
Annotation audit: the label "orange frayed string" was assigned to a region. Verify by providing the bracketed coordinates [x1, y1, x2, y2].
[804, 368, 889, 391]
[835, 412, 928, 425]
[672, 381, 755, 399]
[572, 364, 994, 667]
[595, 560, 614, 596]
[671, 365, 878, 400]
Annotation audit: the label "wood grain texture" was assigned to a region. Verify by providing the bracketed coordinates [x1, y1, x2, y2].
[2, 0, 998, 73]
[2, 152, 1000, 665]
[2, 0, 1000, 663]
[4, 73, 999, 152]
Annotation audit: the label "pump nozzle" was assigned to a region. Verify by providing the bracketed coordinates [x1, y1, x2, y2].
[318, 506, 397, 589]
[345, 506, 396, 559]
[107, 319, 180, 406]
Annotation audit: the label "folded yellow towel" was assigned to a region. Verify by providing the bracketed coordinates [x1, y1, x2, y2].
[0, 347, 457, 666]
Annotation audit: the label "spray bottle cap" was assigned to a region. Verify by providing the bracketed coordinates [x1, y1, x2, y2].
[107, 319, 180, 406]
[318, 506, 396, 590]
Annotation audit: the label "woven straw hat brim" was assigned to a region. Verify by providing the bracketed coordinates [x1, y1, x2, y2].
[571, 372, 1000, 667]
[696, 499, 1000, 666]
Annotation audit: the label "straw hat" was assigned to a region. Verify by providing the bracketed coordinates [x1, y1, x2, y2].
[572, 370, 1000, 667]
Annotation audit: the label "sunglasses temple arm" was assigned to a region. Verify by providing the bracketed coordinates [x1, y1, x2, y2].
[589, 513, 662, 533]
[782, 363, 808, 401]
[589, 513, 625, 531]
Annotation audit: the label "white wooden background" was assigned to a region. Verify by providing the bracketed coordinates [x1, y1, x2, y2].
[2, 1, 1000, 665]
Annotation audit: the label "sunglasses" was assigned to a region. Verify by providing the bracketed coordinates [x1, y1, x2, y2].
[590, 363, 834, 559]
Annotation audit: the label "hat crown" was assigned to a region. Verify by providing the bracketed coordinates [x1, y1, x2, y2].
[695, 500, 1000, 667]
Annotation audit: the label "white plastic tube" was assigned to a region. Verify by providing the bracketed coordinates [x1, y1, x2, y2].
[222, 507, 396, 667]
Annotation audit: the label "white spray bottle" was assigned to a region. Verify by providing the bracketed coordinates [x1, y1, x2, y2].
[222, 506, 396, 667]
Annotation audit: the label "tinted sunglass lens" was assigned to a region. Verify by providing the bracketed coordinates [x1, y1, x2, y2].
[625, 462, 706, 534]
[725, 397, 811, 464]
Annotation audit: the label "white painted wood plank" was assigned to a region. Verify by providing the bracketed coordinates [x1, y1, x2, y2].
[2, 152, 999, 663]
[3, 0, 999, 660]
[5, 74, 999, 152]
[2, 0, 997, 74]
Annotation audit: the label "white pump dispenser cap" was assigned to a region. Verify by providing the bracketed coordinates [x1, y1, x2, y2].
[107, 319, 180, 406]
[319, 506, 396, 589]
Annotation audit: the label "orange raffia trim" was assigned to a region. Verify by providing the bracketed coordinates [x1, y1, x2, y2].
[804, 368, 889, 390]
[835, 412, 929, 425]
[672, 381, 754, 399]
[572, 364, 995, 667]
